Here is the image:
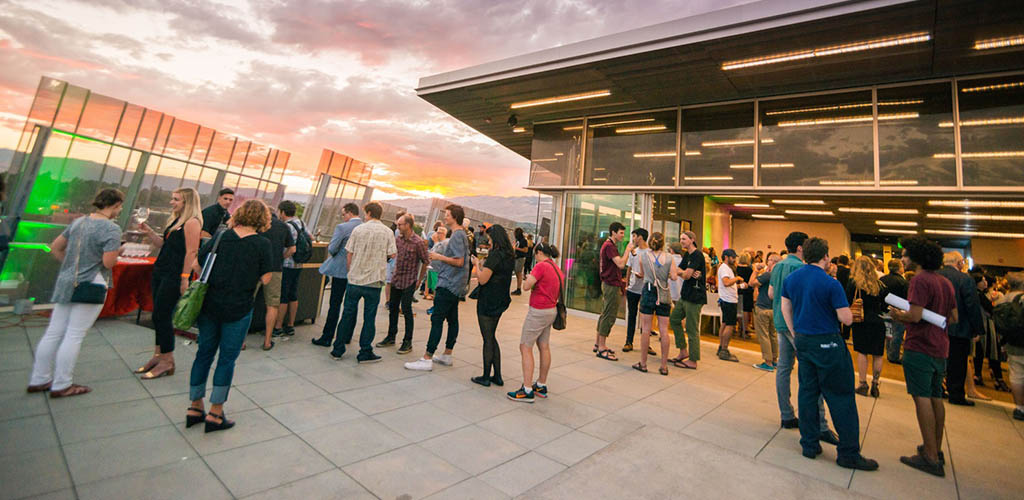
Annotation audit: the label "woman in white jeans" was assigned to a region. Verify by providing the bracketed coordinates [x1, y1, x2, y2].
[27, 189, 124, 398]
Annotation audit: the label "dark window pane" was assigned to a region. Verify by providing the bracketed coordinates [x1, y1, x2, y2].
[585, 110, 678, 186]
[530, 121, 582, 186]
[76, 93, 124, 143]
[681, 103, 754, 187]
[958, 74, 1024, 186]
[877, 82, 955, 187]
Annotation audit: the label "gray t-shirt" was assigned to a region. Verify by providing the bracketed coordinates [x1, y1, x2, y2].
[435, 228, 470, 296]
[51, 216, 122, 303]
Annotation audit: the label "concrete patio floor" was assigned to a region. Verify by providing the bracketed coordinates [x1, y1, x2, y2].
[1, 292, 1022, 499]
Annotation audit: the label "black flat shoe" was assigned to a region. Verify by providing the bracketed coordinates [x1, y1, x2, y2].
[311, 337, 332, 347]
[489, 376, 504, 387]
[948, 398, 975, 406]
[205, 411, 235, 433]
[186, 407, 205, 428]
[471, 376, 491, 387]
[837, 454, 879, 471]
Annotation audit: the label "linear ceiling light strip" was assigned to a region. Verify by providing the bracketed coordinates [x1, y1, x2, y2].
[721, 32, 931, 70]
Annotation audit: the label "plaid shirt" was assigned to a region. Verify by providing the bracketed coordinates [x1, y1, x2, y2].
[392, 232, 430, 289]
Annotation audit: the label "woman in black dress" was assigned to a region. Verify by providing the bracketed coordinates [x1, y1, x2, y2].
[847, 255, 888, 397]
[471, 225, 515, 386]
[138, 187, 202, 379]
[736, 253, 755, 338]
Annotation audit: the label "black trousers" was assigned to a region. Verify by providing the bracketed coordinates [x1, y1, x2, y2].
[625, 290, 641, 345]
[946, 336, 972, 400]
[151, 273, 181, 353]
[319, 277, 347, 342]
[427, 287, 460, 354]
[386, 284, 416, 344]
[478, 313, 502, 379]
[974, 337, 1004, 380]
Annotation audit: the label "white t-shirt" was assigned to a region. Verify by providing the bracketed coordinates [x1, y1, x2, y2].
[626, 248, 648, 294]
[718, 263, 738, 303]
[669, 254, 683, 302]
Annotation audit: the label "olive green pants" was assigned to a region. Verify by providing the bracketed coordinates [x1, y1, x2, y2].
[597, 283, 620, 336]
[669, 298, 703, 361]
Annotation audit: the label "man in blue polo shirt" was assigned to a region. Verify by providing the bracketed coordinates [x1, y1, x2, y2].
[781, 237, 878, 471]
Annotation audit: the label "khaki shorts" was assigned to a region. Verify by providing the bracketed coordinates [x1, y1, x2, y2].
[1009, 354, 1024, 386]
[264, 272, 283, 307]
[521, 306, 557, 347]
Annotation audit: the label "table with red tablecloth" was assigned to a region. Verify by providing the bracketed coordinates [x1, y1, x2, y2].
[100, 257, 156, 318]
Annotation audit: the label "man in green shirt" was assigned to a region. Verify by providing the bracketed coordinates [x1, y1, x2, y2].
[769, 232, 837, 445]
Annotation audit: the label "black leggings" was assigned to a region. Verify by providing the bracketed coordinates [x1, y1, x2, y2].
[478, 313, 502, 379]
[151, 273, 181, 353]
[625, 291, 641, 345]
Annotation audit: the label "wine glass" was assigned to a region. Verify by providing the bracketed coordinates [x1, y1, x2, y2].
[133, 207, 150, 226]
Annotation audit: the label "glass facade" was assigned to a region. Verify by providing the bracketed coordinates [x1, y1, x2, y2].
[681, 103, 755, 187]
[562, 193, 641, 315]
[529, 74, 1023, 191]
[958, 74, 1024, 186]
[309, 149, 372, 242]
[585, 111, 678, 186]
[2, 77, 290, 304]
[529, 121, 583, 186]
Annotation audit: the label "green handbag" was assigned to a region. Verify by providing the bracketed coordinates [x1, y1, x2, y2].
[172, 230, 225, 330]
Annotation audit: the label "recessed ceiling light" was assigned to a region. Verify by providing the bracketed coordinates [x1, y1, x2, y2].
[879, 228, 918, 235]
[777, 113, 918, 128]
[973, 35, 1024, 50]
[591, 118, 655, 128]
[924, 229, 1024, 238]
[933, 151, 1024, 159]
[938, 117, 1024, 128]
[752, 214, 786, 219]
[512, 127, 526, 133]
[765, 100, 922, 116]
[734, 203, 770, 208]
[838, 207, 919, 214]
[721, 32, 931, 70]
[616, 125, 667, 134]
[531, 158, 557, 162]
[960, 81, 1024, 93]
[684, 176, 734, 181]
[633, 152, 676, 158]
[772, 199, 825, 205]
[928, 200, 1024, 208]
[785, 209, 834, 216]
[876, 220, 919, 227]
[511, 90, 611, 109]
[926, 213, 1024, 221]
[701, 138, 774, 147]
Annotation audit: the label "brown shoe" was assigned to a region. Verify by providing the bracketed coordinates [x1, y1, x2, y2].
[26, 382, 51, 393]
[50, 384, 92, 398]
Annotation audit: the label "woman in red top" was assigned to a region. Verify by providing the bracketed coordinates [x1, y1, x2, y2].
[508, 243, 563, 403]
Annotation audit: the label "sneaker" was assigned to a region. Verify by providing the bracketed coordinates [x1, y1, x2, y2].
[717, 349, 739, 362]
[532, 383, 548, 398]
[781, 417, 799, 429]
[1014, 409, 1024, 421]
[272, 328, 286, 338]
[837, 454, 879, 471]
[357, 352, 382, 364]
[507, 386, 535, 403]
[311, 337, 332, 347]
[753, 362, 775, 372]
[397, 341, 413, 354]
[412, 297, 419, 303]
[802, 446, 823, 459]
[404, 358, 433, 371]
[855, 382, 869, 396]
[511, 289, 522, 296]
[376, 337, 396, 347]
[330, 350, 345, 361]
[433, 353, 454, 366]
[283, 325, 296, 336]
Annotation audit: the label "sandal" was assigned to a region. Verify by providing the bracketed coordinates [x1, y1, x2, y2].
[596, 349, 618, 361]
[205, 411, 235, 433]
[262, 341, 275, 351]
[186, 407, 206, 428]
[673, 360, 697, 369]
[659, 367, 669, 376]
[50, 384, 92, 398]
[141, 363, 175, 380]
[632, 362, 648, 373]
[593, 343, 599, 353]
[26, 382, 51, 393]
[669, 353, 688, 363]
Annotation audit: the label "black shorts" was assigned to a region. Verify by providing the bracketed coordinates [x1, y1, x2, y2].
[720, 300, 738, 326]
[639, 284, 671, 317]
[281, 268, 301, 303]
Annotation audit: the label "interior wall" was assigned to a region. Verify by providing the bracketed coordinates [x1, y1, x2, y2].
[732, 219, 851, 256]
[703, 197, 731, 253]
[971, 238, 1024, 268]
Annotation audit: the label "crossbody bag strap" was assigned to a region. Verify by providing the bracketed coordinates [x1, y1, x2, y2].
[546, 260, 563, 303]
[71, 217, 85, 287]
[198, 229, 228, 283]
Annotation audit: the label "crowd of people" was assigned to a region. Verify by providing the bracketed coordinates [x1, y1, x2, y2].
[22, 189, 1024, 477]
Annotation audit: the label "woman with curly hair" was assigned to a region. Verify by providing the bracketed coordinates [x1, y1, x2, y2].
[186, 199, 273, 433]
[847, 255, 888, 397]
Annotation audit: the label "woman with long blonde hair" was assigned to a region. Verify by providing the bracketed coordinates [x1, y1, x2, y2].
[138, 187, 203, 379]
[846, 255, 888, 397]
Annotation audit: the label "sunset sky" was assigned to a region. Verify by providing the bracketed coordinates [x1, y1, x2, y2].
[0, 0, 751, 199]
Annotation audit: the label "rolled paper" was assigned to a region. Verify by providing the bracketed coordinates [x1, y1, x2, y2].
[884, 293, 947, 329]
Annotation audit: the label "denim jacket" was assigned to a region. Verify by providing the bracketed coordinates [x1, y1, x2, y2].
[318, 217, 361, 279]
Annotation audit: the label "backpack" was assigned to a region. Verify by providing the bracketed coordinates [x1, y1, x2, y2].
[289, 220, 313, 264]
[993, 294, 1024, 348]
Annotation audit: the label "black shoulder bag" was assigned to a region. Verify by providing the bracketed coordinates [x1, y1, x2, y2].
[546, 260, 567, 330]
[69, 218, 108, 304]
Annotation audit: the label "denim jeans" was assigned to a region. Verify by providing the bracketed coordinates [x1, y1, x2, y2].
[794, 332, 861, 459]
[427, 287, 460, 354]
[886, 320, 905, 363]
[776, 329, 828, 428]
[333, 284, 381, 356]
[387, 284, 416, 344]
[190, 311, 252, 404]
[320, 277, 347, 341]
[625, 291, 641, 345]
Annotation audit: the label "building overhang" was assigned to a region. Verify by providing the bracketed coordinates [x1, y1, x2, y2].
[417, 0, 1024, 160]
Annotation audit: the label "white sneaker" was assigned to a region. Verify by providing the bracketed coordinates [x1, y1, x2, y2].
[404, 358, 433, 371]
[432, 353, 453, 366]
